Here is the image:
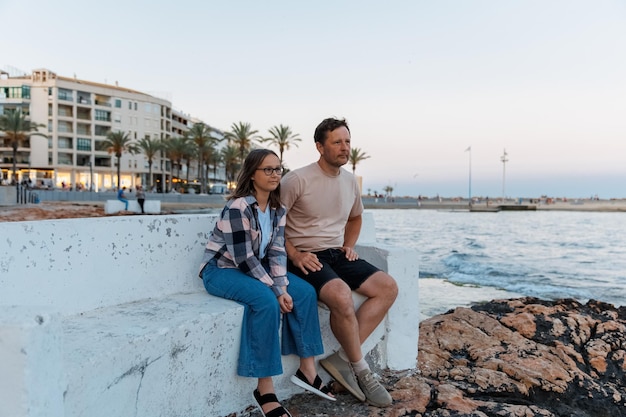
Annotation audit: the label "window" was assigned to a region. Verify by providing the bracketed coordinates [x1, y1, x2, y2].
[58, 105, 73, 118]
[58, 88, 73, 101]
[129, 101, 132, 110]
[115, 99, 122, 108]
[95, 109, 111, 122]
[58, 137, 73, 149]
[94, 125, 110, 136]
[58, 121, 73, 133]
[76, 123, 91, 135]
[77, 138, 91, 151]
[57, 153, 73, 165]
[1, 86, 31, 99]
[77, 91, 91, 105]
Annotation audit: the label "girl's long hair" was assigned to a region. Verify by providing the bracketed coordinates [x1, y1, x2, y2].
[229, 149, 282, 209]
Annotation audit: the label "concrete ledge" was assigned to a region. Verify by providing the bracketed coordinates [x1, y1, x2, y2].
[0, 212, 419, 417]
[62, 293, 246, 417]
[104, 199, 161, 214]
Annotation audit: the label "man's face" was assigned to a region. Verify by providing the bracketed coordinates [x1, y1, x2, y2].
[317, 126, 351, 168]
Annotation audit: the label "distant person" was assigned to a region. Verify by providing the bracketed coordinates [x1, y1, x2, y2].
[199, 149, 335, 417]
[280, 117, 398, 407]
[136, 185, 146, 214]
[117, 186, 128, 211]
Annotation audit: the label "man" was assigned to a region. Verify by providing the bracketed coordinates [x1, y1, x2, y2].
[117, 186, 129, 211]
[280, 117, 398, 407]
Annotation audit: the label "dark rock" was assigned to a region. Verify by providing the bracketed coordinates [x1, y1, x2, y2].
[276, 298, 626, 417]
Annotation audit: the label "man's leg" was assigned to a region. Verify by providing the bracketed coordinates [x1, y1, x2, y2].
[353, 271, 398, 344]
[317, 278, 366, 401]
[321, 269, 397, 407]
[319, 279, 363, 361]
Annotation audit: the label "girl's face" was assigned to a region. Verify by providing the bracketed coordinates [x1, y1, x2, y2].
[251, 154, 282, 194]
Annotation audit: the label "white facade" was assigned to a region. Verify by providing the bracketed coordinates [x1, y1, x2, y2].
[0, 68, 224, 192]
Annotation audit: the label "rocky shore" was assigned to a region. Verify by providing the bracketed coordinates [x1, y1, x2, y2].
[280, 297, 626, 417]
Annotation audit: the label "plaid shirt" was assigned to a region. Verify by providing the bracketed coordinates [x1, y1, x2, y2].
[199, 196, 289, 296]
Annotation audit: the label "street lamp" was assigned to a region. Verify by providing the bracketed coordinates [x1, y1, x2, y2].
[465, 146, 472, 206]
[500, 149, 508, 200]
[88, 159, 94, 192]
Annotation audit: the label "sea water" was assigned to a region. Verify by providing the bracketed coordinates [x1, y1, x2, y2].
[370, 209, 626, 308]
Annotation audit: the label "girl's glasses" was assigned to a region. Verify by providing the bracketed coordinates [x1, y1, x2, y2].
[257, 167, 284, 176]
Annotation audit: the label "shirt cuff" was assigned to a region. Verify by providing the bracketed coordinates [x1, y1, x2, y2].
[271, 285, 285, 297]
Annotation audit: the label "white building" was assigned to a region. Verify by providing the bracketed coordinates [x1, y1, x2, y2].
[0, 68, 223, 192]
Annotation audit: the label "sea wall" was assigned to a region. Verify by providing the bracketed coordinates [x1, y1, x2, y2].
[0, 212, 420, 417]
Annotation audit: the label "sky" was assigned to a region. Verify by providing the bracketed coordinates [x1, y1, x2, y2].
[2, 0, 625, 199]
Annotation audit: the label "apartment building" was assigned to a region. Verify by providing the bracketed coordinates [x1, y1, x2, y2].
[0, 68, 221, 192]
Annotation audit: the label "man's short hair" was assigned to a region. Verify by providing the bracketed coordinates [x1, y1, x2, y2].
[314, 118, 350, 144]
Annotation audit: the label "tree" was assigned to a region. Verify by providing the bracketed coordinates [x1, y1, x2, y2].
[135, 136, 163, 191]
[260, 124, 301, 164]
[224, 122, 259, 164]
[189, 123, 219, 194]
[208, 151, 223, 185]
[221, 144, 241, 188]
[0, 109, 46, 184]
[102, 131, 137, 190]
[164, 135, 194, 188]
[349, 147, 371, 175]
[383, 185, 394, 198]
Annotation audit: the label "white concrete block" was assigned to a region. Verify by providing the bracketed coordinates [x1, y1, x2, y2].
[0, 307, 65, 417]
[0, 213, 420, 416]
[104, 199, 161, 214]
[0, 215, 212, 315]
[62, 293, 251, 417]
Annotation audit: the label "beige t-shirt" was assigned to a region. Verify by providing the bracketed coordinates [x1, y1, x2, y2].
[280, 162, 363, 252]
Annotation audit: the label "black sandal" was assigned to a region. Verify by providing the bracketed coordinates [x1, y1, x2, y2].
[253, 389, 292, 417]
[289, 369, 336, 401]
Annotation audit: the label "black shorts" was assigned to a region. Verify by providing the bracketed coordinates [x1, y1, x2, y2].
[287, 248, 380, 295]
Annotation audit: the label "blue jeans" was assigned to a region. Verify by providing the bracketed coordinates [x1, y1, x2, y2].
[202, 259, 324, 378]
[118, 197, 128, 210]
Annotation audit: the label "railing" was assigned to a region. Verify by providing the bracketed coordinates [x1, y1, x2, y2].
[16, 184, 39, 204]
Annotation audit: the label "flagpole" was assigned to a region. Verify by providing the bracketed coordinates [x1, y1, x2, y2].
[465, 146, 472, 206]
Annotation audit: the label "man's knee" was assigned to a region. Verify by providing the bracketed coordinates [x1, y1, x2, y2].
[361, 271, 398, 303]
[384, 274, 399, 302]
[320, 279, 355, 314]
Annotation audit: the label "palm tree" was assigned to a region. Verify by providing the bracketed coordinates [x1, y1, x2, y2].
[221, 144, 241, 188]
[135, 136, 163, 191]
[224, 122, 259, 164]
[189, 123, 219, 194]
[180, 133, 196, 185]
[102, 131, 137, 190]
[349, 147, 371, 175]
[260, 124, 301, 164]
[164, 135, 193, 187]
[208, 151, 224, 185]
[0, 109, 46, 184]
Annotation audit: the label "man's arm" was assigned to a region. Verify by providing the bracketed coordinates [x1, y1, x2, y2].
[285, 238, 322, 275]
[342, 214, 362, 261]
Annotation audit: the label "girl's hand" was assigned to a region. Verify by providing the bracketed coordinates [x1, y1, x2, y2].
[278, 292, 293, 313]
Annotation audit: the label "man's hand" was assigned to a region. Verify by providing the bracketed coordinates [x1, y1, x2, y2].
[278, 292, 293, 313]
[341, 246, 359, 261]
[290, 251, 322, 275]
